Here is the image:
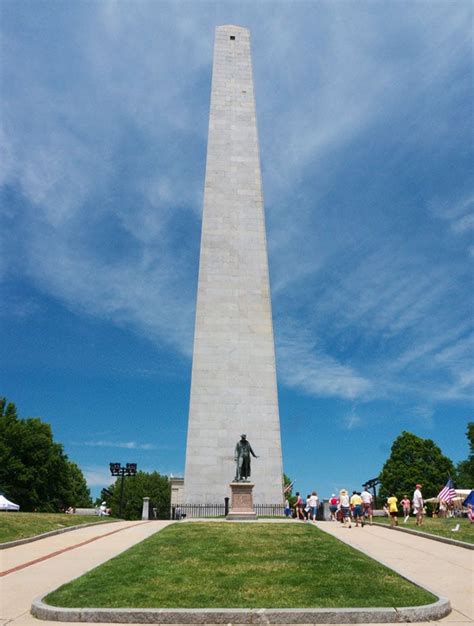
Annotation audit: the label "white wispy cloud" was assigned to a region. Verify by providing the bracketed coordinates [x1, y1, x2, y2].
[452, 213, 474, 235]
[1, 2, 472, 411]
[411, 405, 434, 428]
[343, 408, 362, 431]
[84, 440, 158, 450]
[82, 463, 181, 490]
[82, 465, 113, 488]
[430, 194, 474, 237]
[276, 322, 373, 400]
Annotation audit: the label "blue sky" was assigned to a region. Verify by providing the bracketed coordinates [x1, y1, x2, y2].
[1, 1, 473, 502]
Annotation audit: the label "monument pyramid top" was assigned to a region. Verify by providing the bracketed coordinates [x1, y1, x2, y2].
[216, 25, 250, 33]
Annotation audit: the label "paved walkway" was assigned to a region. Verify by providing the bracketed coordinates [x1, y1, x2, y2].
[317, 520, 473, 625]
[1, 520, 173, 626]
[0, 519, 472, 625]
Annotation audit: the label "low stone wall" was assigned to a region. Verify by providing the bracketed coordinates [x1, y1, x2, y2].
[31, 596, 451, 624]
[73, 508, 100, 516]
[372, 522, 474, 550]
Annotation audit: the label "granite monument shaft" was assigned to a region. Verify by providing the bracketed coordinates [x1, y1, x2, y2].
[183, 25, 283, 505]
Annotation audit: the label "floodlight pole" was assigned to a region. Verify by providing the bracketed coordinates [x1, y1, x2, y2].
[118, 470, 126, 518]
[109, 463, 137, 519]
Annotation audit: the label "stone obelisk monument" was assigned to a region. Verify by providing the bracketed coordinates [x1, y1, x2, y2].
[183, 25, 283, 506]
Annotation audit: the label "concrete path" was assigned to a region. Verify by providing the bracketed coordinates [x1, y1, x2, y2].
[317, 520, 473, 625]
[1, 520, 173, 625]
[0, 518, 472, 625]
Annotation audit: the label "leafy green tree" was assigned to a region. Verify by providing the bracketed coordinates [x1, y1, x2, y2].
[379, 431, 455, 500]
[66, 461, 93, 508]
[103, 471, 170, 520]
[456, 422, 474, 487]
[0, 397, 92, 510]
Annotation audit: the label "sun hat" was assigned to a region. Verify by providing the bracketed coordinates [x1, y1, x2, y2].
[415, 483, 422, 488]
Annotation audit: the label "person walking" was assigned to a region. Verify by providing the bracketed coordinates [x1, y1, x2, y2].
[308, 491, 319, 522]
[350, 491, 364, 527]
[294, 492, 305, 520]
[386, 493, 399, 526]
[413, 483, 424, 526]
[400, 495, 411, 522]
[339, 489, 351, 528]
[360, 488, 373, 525]
[329, 494, 339, 521]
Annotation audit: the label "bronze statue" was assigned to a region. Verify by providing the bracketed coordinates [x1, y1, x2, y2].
[234, 434, 258, 481]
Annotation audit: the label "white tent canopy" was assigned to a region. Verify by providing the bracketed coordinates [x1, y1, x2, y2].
[425, 489, 472, 505]
[0, 494, 20, 511]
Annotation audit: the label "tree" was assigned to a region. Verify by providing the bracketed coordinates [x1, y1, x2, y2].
[283, 473, 293, 497]
[379, 431, 455, 500]
[456, 422, 474, 487]
[0, 397, 92, 510]
[66, 461, 93, 508]
[102, 471, 170, 520]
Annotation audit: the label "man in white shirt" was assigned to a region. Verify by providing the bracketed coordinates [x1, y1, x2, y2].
[413, 484, 424, 526]
[361, 488, 373, 525]
[308, 491, 319, 522]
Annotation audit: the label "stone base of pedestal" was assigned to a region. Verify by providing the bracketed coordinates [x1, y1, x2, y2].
[226, 482, 257, 520]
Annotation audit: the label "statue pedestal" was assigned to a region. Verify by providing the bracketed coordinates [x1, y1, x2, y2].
[226, 482, 257, 520]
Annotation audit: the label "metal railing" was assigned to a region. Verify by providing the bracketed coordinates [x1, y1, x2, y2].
[255, 504, 285, 517]
[172, 504, 225, 519]
[171, 503, 285, 519]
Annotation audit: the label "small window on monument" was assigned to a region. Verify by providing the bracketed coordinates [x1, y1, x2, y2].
[230, 36, 235, 40]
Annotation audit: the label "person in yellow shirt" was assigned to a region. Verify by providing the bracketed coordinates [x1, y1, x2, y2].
[386, 494, 399, 526]
[350, 491, 364, 527]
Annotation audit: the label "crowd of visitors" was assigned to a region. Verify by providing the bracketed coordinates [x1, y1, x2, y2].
[284, 490, 321, 521]
[286, 487, 375, 527]
[285, 483, 443, 528]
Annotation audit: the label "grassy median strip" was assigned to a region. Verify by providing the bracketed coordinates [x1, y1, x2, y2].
[374, 516, 472, 544]
[0, 512, 113, 543]
[46, 523, 435, 609]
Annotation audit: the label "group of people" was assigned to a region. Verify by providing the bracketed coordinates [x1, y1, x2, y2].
[328, 488, 374, 528]
[284, 487, 375, 527]
[285, 491, 320, 521]
[284, 483, 431, 529]
[383, 483, 425, 526]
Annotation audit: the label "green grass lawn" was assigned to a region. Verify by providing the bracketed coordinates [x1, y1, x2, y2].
[374, 515, 473, 544]
[0, 512, 114, 543]
[46, 523, 435, 609]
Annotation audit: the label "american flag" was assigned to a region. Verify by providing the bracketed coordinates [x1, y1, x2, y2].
[283, 481, 294, 495]
[437, 479, 456, 503]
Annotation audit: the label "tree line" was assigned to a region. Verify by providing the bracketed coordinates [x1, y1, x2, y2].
[378, 426, 473, 500]
[0, 397, 170, 518]
[0, 397, 92, 511]
[284, 426, 472, 506]
[99, 471, 170, 520]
